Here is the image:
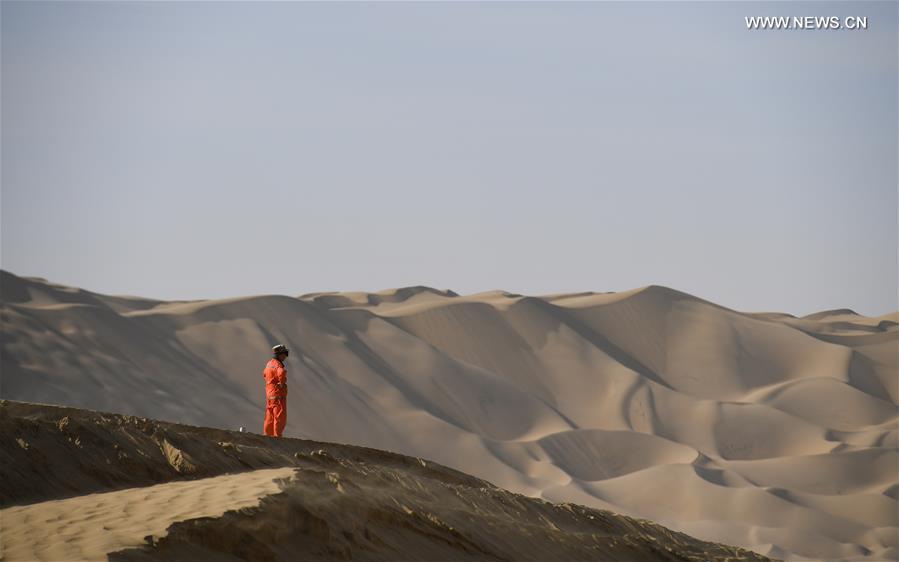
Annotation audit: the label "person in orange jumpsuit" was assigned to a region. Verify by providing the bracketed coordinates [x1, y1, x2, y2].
[263, 344, 289, 437]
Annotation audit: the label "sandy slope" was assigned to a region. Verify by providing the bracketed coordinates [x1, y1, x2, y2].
[1, 467, 296, 562]
[0, 401, 772, 562]
[1, 270, 896, 561]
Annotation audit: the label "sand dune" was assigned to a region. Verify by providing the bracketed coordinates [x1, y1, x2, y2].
[1, 467, 296, 562]
[1, 270, 896, 561]
[1, 401, 772, 562]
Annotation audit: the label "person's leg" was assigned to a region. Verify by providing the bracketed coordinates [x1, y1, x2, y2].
[263, 402, 274, 436]
[273, 400, 287, 437]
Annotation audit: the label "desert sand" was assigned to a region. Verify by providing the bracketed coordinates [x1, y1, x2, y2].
[1, 466, 296, 561]
[0, 401, 772, 561]
[1, 269, 896, 561]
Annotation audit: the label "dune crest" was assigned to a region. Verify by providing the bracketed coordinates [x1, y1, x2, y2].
[1, 401, 774, 562]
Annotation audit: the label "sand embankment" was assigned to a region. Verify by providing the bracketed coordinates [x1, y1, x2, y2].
[1, 401, 773, 562]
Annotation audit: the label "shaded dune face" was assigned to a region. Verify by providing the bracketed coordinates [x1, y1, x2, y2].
[0, 402, 773, 562]
[2, 270, 896, 561]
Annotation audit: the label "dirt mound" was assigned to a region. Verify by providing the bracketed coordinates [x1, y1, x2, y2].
[2, 401, 773, 562]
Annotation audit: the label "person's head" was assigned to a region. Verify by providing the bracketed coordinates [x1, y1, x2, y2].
[272, 344, 289, 361]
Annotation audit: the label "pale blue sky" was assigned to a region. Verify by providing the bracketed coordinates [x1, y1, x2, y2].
[2, 2, 896, 315]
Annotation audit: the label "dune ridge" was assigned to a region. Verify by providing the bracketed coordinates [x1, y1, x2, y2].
[1, 270, 896, 561]
[1, 400, 773, 562]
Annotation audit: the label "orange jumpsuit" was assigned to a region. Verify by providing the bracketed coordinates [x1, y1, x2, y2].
[262, 358, 288, 437]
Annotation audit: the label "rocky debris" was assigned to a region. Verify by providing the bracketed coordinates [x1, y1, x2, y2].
[0, 400, 489, 508]
[160, 439, 199, 475]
